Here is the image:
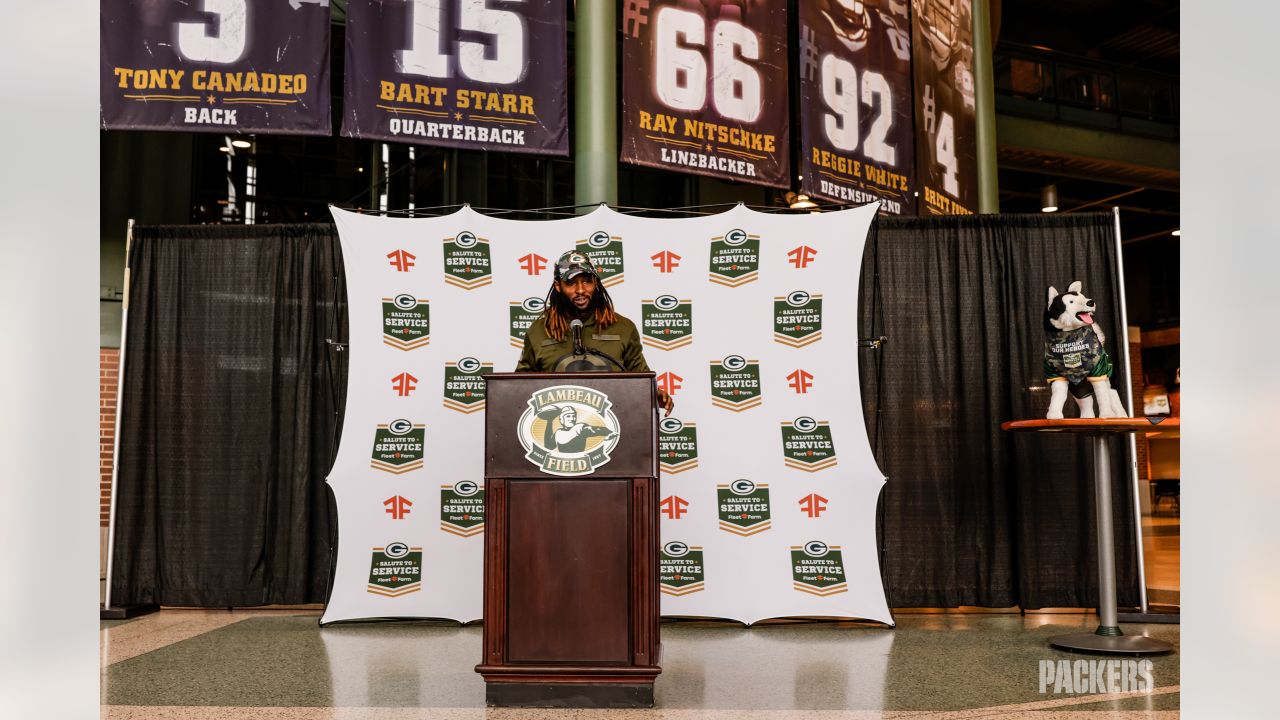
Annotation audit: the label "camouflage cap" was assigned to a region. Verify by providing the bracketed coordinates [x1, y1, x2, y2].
[554, 250, 599, 281]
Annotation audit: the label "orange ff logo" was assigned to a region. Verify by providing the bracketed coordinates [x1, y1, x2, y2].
[787, 245, 817, 268]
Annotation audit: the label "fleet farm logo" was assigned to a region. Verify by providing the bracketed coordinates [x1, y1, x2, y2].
[442, 230, 493, 289]
[382, 294, 430, 350]
[443, 357, 492, 413]
[781, 416, 838, 472]
[509, 296, 546, 348]
[642, 295, 694, 350]
[791, 540, 848, 596]
[660, 541, 706, 596]
[658, 417, 699, 474]
[367, 541, 423, 597]
[516, 385, 621, 476]
[370, 419, 425, 474]
[708, 228, 760, 287]
[717, 479, 772, 536]
[439, 480, 484, 537]
[709, 355, 762, 411]
[774, 291, 823, 347]
[577, 230, 625, 286]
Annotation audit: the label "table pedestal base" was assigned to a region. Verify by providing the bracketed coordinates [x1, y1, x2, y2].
[1050, 631, 1174, 655]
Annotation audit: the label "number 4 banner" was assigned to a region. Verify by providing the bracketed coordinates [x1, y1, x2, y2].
[621, 0, 790, 188]
[911, 0, 977, 215]
[342, 0, 568, 155]
[101, 0, 332, 135]
[798, 0, 915, 214]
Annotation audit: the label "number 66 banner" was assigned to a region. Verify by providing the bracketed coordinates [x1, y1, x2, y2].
[622, 0, 790, 188]
[342, 0, 568, 155]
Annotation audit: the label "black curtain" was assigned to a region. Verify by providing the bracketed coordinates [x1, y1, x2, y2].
[110, 223, 347, 606]
[862, 212, 1140, 608]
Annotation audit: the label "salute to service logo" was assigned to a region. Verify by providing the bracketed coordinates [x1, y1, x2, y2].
[517, 385, 621, 476]
[442, 357, 492, 413]
[718, 479, 772, 536]
[642, 295, 694, 350]
[791, 540, 848, 596]
[370, 419, 425, 474]
[509, 297, 546, 347]
[367, 542, 423, 597]
[577, 230, 625, 286]
[774, 291, 824, 347]
[382, 294, 430, 350]
[710, 355, 763, 411]
[708, 228, 761, 287]
[658, 417, 699, 473]
[660, 541, 706, 596]
[781, 417, 838, 471]
[442, 230, 493, 289]
[439, 480, 484, 537]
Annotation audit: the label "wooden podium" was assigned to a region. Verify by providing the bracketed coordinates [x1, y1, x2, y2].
[476, 372, 662, 707]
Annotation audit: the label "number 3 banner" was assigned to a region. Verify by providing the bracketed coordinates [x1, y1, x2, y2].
[342, 0, 568, 155]
[622, 0, 790, 188]
[101, 0, 332, 135]
[798, 0, 915, 214]
[911, 0, 977, 215]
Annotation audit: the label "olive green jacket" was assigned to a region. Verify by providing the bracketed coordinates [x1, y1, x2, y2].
[515, 314, 651, 372]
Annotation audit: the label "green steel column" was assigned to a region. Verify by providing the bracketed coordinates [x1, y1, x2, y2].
[972, 0, 999, 212]
[574, 0, 618, 210]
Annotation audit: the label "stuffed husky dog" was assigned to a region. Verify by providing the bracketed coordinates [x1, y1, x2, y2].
[1043, 281, 1127, 419]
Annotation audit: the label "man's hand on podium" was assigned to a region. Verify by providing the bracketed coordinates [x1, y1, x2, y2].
[658, 388, 674, 417]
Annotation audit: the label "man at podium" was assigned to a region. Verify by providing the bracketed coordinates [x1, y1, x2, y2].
[516, 249, 675, 415]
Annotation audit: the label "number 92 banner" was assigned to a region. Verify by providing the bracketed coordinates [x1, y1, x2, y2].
[911, 0, 977, 215]
[622, 0, 790, 188]
[798, 0, 915, 214]
[101, 0, 331, 135]
[341, 0, 568, 155]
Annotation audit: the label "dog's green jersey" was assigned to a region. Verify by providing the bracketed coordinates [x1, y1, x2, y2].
[516, 315, 651, 372]
[1044, 326, 1112, 391]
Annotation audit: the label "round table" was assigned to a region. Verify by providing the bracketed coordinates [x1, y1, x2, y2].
[1001, 417, 1178, 655]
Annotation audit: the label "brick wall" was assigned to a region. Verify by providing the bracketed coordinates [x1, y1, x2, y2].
[101, 348, 120, 527]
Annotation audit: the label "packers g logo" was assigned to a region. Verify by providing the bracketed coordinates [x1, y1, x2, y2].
[454, 230, 478, 248]
[456, 357, 482, 374]
[388, 418, 414, 435]
[786, 290, 811, 307]
[659, 417, 684, 434]
[384, 541, 410, 559]
[393, 293, 418, 310]
[588, 231, 611, 248]
[793, 416, 818, 433]
[663, 541, 690, 557]
[803, 540, 829, 558]
[730, 478, 756, 495]
[724, 228, 749, 246]
[654, 294, 680, 311]
[453, 480, 479, 496]
[522, 297, 545, 314]
[722, 354, 748, 371]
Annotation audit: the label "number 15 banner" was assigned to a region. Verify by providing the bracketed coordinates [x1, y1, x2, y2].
[622, 0, 790, 188]
[342, 0, 568, 155]
[101, 0, 332, 135]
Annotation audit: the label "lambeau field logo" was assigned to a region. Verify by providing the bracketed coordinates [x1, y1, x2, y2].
[440, 480, 484, 537]
[443, 357, 492, 413]
[509, 296, 546, 348]
[382, 294, 430, 350]
[658, 417, 699, 474]
[642, 295, 694, 350]
[370, 418, 425, 474]
[367, 541, 423, 597]
[717, 478, 772, 535]
[517, 385, 621, 476]
[791, 540, 848, 596]
[442, 230, 493, 289]
[708, 228, 760, 287]
[660, 541, 706, 596]
[774, 290, 823, 347]
[781, 416, 838, 471]
[577, 230, 625, 286]
[709, 354, 762, 411]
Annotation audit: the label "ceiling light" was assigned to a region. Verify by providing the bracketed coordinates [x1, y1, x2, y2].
[1171, 229, 1181, 237]
[1040, 184, 1059, 213]
[218, 146, 231, 153]
[788, 192, 817, 210]
[231, 139, 252, 149]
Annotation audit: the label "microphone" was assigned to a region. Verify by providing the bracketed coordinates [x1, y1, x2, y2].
[570, 319, 584, 356]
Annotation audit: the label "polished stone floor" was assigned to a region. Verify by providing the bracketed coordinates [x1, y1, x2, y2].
[102, 610, 1179, 719]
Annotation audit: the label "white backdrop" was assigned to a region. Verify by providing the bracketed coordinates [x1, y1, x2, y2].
[321, 203, 893, 626]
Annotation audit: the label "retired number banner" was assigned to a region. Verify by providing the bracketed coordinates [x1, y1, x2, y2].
[621, 0, 790, 187]
[341, 0, 568, 155]
[101, 0, 331, 134]
[798, 0, 915, 214]
[911, 0, 977, 215]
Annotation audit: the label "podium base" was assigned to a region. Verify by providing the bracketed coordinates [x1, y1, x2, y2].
[486, 682, 654, 708]
[100, 603, 159, 620]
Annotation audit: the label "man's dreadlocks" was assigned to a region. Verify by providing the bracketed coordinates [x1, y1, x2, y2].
[542, 279, 618, 342]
